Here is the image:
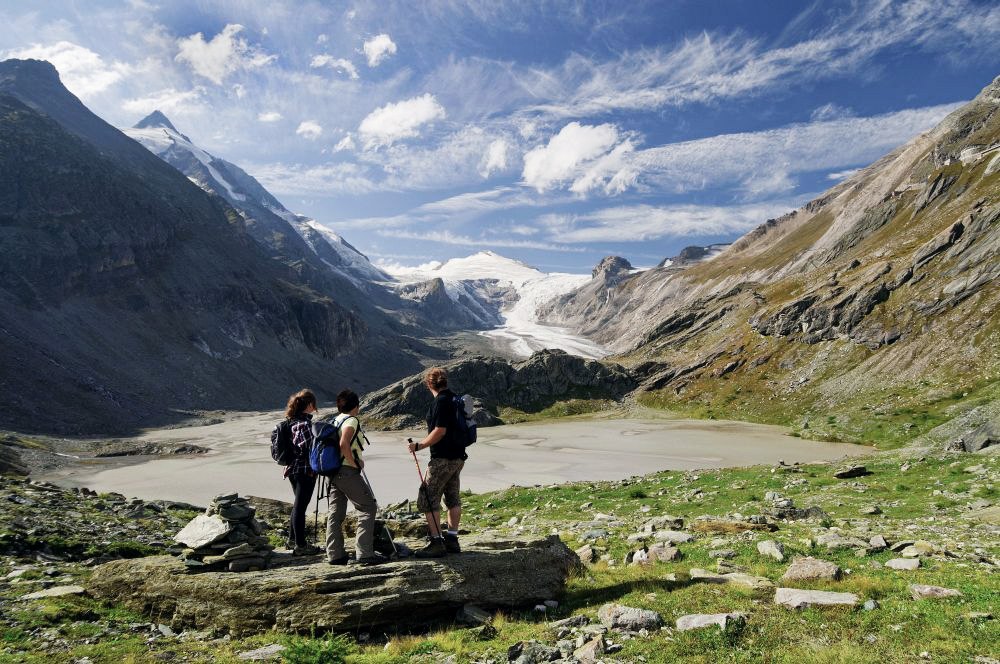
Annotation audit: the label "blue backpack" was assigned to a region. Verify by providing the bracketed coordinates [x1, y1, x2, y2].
[308, 420, 343, 476]
[453, 394, 477, 447]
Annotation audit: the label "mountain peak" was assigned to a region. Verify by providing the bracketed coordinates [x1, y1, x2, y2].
[134, 110, 179, 132]
[0, 58, 61, 85]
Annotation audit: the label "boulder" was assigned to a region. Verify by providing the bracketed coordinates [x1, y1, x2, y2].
[597, 603, 663, 631]
[909, 584, 963, 600]
[690, 518, 776, 534]
[676, 612, 747, 632]
[775, 588, 859, 609]
[963, 417, 999, 452]
[573, 635, 606, 663]
[87, 535, 577, 636]
[641, 515, 685, 531]
[781, 556, 841, 582]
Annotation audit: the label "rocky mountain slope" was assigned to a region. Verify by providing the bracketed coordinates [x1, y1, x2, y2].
[542, 74, 1000, 444]
[0, 59, 423, 435]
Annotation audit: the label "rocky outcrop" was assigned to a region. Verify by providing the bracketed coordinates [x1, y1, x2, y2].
[361, 350, 637, 429]
[87, 535, 577, 636]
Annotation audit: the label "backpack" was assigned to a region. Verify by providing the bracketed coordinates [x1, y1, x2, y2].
[452, 394, 478, 447]
[308, 419, 344, 476]
[270, 419, 295, 466]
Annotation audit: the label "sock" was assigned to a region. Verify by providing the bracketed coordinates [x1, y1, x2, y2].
[447, 529, 458, 536]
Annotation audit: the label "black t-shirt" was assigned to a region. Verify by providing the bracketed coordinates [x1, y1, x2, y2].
[426, 389, 467, 460]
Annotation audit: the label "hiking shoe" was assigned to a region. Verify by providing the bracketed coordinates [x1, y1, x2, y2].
[292, 544, 322, 556]
[357, 552, 389, 567]
[327, 555, 350, 565]
[443, 533, 461, 554]
[414, 537, 447, 559]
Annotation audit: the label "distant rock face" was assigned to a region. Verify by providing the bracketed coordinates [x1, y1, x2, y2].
[360, 350, 637, 429]
[87, 535, 577, 636]
[591, 256, 633, 284]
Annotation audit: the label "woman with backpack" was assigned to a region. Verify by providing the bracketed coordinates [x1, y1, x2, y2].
[283, 388, 322, 556]
[325, 389, 387, 566]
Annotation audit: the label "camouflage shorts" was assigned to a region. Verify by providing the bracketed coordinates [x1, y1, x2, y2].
[416, 458, 465, 512]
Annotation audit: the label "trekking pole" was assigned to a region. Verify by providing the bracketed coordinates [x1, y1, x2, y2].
[360, 467, 398, 557]
[409, 439, 443, 539]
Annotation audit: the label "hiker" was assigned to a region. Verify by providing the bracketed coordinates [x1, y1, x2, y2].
[283, 389, 322, 555]
[325, 390, 387, 566]
[407, 366, 467, 558]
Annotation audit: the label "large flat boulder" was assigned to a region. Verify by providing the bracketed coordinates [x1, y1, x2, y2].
[87, 535, 576, 636]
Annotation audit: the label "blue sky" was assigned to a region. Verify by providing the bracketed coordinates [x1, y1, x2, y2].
[3, 1, 999, 272]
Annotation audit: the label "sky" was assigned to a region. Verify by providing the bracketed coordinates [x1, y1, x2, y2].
[3, 1, 999, 273]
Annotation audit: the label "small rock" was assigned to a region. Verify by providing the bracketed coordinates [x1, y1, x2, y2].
[869, 535, 888, 551]
[652, 530, 694, 544]
[507, 640, 561, 664]
[647, 544, 681, 562]
[457, 604, 492, 625]
[575, 544, 596, 564]
[863, 599, 879, 611]
[20, 585, 87, 600]
[775, 588, 859, 609]
[675, 612, 747, 632]
[781, 556, 841, 582]
[709, 549, 736, 559]
[885, 558, 920, 571]
[573, 635, 605, 664]
[900, 541, 935, 558]
[909, 584, 963, 600]
[860, 506, 882, 515]
[597, 603, 663, 631]
[834, 465, 869, 479]
[757, 539, 785, 562]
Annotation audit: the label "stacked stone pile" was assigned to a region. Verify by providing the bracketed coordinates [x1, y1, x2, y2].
[173, 494, 273, 572]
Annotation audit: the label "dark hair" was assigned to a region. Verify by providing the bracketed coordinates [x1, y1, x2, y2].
[285, 389, 316, 419]
[424, 366, 448, 390]
[336, 389, 359, 413]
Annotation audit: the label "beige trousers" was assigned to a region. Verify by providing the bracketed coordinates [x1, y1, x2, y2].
[325, 466, 378, 560]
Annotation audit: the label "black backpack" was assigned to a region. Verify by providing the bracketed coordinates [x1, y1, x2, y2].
[452, 394, 478, 447]
[270, 419, 295, 466]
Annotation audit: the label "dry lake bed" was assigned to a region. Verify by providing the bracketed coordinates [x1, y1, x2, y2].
[40, 412, 869, 506]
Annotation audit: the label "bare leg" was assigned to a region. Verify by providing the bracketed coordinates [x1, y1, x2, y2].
[424, 511, 442, 537]
[447, 505, 461, 532]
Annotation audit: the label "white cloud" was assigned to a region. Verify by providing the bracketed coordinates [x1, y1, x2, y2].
[827, 168, 861, 181]
[246, 161, 377, 196]
[296, 120, 323, 140]
[376, 228, 583, 252]
[479, 138, 510, 178]
[232, 83, 247, 98]
[628, 102, 961, 196]
[310, 54, 359, 80]
[363, 33, 397, 67]
[521, 122, 626, 193]
[334, 134, 356, 152]
[810, 103, 854, 122]
[358, 93, 446, 148]
[122, 87, 205, 115]
[257, 111, 283, 122]
[175, 24, 276, 85]
[540, 201, 801, 243]
[2, 41, 131, 98]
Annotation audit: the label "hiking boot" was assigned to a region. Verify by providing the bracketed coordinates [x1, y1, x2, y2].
[327, 555, 350, 565]
[443, 532, 461, 554]
[414, 537, 447, 558]
[357, 552, 389, 567]
[292, 544, 322, 556]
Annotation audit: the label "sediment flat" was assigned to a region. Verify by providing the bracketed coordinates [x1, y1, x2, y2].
[40, 413, 868, 505]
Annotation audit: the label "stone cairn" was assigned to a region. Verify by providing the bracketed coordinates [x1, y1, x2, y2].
[172, 494, 273, 572]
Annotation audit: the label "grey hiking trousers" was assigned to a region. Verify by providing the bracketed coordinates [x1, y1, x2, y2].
[325, 466, 378, 560]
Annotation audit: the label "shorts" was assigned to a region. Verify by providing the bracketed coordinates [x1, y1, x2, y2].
[416, 457, 465, 512]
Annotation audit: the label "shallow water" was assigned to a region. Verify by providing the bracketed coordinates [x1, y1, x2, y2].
[41, 412, 869, 507]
